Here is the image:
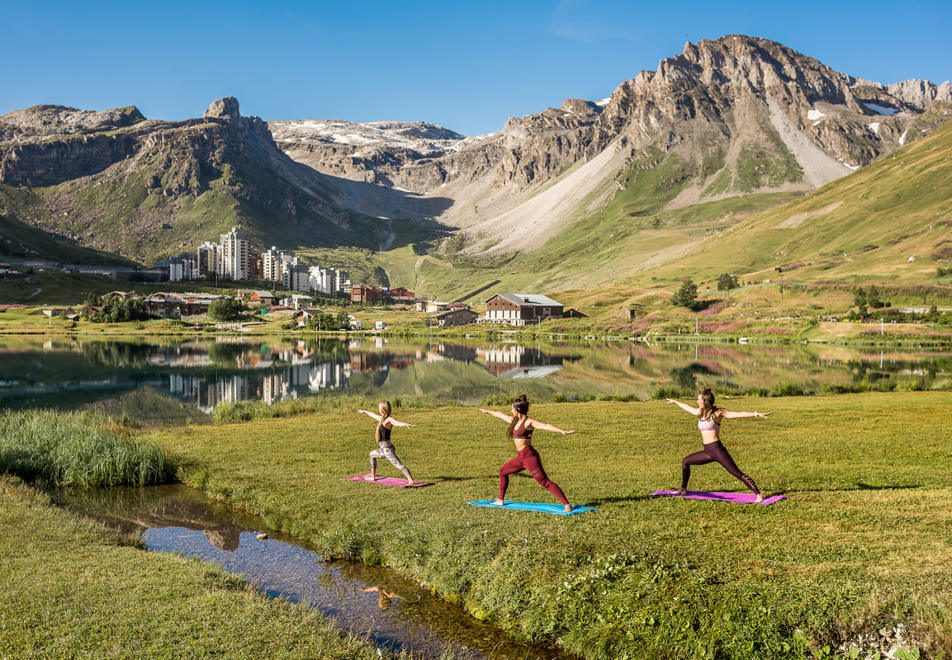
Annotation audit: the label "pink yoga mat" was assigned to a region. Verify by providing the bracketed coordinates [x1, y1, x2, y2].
[652, 490, 787, 505]
[343, 474, 432, 488]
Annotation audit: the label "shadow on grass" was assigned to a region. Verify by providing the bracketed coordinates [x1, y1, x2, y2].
[585, 494, 653, 506]
[771, 483, 923, 495]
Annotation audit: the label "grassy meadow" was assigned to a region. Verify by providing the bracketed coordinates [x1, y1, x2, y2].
[141, 392, 952, 658]
[0, 477, 392, 659]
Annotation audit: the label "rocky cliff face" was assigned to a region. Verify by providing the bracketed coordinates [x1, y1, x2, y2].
[0, 99, 388, 263]
[269, 35, 951, 255]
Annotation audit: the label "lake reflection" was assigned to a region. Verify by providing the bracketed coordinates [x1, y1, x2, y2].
[0, 336, 948, 425]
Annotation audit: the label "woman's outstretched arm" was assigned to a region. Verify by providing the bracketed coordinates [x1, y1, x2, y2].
[388, 416, 416, 428]
[528, 418, 575, 435]
[666, 399, 700, 415]
[478, 408, 513, 423]
[357, 409, 382, 422]
[721, 409, 772, 419]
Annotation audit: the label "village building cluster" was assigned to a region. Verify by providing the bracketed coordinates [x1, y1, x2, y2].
[164, 226, 352, 296]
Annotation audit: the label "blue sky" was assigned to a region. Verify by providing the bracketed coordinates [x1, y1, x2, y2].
[2, 0, 950, 135]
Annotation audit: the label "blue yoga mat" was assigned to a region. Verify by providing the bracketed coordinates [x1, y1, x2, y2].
[469, 500, 597, 516]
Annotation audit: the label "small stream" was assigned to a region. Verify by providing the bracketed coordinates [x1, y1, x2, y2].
[50, 484, 568, 660]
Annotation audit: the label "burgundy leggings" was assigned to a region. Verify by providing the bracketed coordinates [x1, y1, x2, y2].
[682, 441, 759, 494]
[499, 446, 569, 505]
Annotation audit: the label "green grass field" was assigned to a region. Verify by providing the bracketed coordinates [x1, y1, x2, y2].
[0, 478, 391, 658]
[140, 392, 952, 658]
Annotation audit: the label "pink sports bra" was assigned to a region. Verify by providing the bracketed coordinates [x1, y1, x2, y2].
[697, 414, 720, 432]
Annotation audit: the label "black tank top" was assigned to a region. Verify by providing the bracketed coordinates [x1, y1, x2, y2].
[377, 423, 392, 445]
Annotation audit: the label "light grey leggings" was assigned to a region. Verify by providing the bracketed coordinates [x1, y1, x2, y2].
[370, 443, 411, 477]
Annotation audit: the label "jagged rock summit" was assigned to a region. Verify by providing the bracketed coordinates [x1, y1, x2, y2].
[268, 34, 951, 256]
[204, 96, 241, 122]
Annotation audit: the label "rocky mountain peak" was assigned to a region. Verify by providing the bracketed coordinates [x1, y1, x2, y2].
[204, 97, 241, 122]
[0, 104, 145, 136]
[560, 98, 603, 118]
[885, 79, 952, 109]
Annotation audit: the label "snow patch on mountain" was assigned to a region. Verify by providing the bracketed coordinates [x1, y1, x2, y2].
[269, 118, 469, 157]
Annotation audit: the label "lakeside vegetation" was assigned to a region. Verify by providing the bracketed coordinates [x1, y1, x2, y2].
[0, 478, 392, 658]
[142, 393, 951, 658]
[0, 409, 173, 486]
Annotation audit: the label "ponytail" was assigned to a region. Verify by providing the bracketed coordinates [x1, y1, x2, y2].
[506, 395, 530, 438]
[375, 400, 392, 442]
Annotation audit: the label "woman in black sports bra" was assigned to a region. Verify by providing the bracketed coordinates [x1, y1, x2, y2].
[357, 400, 416, 484]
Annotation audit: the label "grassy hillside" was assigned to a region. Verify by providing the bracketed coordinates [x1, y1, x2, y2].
[647, 118, 952, 285]
[350, 117, 952, 331]
[0, 201, 133, 266]
[366, 152, 803, 301]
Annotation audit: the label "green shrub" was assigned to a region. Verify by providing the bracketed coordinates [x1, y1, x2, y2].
[744, 386, 771, 397]
[0, 410, 173, 486]
[208, 297, 244, 321]
[771, 381, 806, 397]
[651, 385, 691, 400]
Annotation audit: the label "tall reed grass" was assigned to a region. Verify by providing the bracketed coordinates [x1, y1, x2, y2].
[0, 410, 173, 486]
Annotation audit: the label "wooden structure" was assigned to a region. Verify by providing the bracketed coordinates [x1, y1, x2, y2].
[431, 308, 478, 327]
[482, 294, 564, 326]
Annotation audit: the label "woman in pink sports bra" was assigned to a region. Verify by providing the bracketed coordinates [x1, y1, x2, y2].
[479, 394, 575, 512]
[667, 388, 771, 502]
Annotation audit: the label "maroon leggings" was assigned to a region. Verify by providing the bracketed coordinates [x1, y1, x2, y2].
[682, 441, 759, 493]
[499, 446, 569, 505]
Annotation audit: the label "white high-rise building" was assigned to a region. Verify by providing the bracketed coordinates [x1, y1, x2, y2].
[334, 269, 349, 296]
[169, 254, 197, 282]
[283, 263, 310, 292]
[262, 246, 292, 283]
[308, 266, 325, 294]
[219, 226, 251, 281]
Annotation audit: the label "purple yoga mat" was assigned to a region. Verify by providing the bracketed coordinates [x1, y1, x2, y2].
[342, 474, 432, 488]
[652, 490, 787, 506]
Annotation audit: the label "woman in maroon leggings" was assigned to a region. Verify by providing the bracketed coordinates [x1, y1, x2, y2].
[479, 394, 575, 512]
[667, 388, 771, 502]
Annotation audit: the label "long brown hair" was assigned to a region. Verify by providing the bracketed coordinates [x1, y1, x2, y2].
[506, 394, 530, 438]
[375, 400, 392, 442]
[697, 388, 719, 420]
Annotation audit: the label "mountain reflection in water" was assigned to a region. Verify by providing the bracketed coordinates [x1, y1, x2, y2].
[1, 337, 948, 425]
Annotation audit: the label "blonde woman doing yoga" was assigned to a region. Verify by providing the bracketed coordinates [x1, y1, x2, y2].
[357, 401, 416, 485]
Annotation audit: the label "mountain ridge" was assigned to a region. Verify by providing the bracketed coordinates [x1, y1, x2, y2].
[0, 98, 401, 264]
[0, 34, 949, 295]
[269, 35, 951, 258]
